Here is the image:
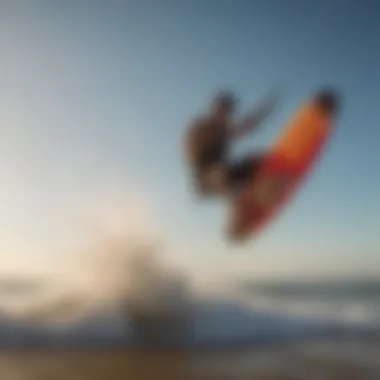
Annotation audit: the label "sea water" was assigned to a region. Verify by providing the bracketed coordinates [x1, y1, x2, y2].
[0, 278, 379, 348]
[239, 278, 380, 327]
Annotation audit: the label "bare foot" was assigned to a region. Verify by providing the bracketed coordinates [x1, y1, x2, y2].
[226, 203, 252, 243]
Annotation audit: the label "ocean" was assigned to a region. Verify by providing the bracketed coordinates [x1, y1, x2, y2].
[0, 277, 380, 348]
[239, 278, 380, 327]
[0, 278, 380, 379]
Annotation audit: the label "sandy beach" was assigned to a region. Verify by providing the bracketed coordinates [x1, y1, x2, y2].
[1, 339, 380, 380]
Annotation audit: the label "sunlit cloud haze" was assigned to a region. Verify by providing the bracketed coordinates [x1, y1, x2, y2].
[0, 4, 171, 321]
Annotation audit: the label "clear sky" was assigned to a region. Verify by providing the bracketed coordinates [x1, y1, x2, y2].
[0, 0, 379, 281]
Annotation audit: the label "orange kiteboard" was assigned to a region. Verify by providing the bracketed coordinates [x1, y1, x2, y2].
[228, 89, 339, 242]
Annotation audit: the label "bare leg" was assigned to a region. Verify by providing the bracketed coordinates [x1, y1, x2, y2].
[195, 164, 229, 198]
[224, 154, 265, 242]
[250, 175, 292, 207]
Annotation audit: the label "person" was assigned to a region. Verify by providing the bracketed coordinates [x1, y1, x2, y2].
[183, 89, 280, 200]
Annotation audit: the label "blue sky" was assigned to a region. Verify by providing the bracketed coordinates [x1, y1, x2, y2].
[0, 0, 379, 279]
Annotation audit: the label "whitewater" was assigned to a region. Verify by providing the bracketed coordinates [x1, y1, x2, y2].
[0, 232, 379, 349]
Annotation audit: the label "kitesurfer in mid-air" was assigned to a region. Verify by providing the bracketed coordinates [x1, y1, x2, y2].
[184, 90, 279, 200]
[183, 88, 339, 242]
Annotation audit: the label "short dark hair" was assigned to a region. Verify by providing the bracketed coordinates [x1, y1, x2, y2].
[214, 90, 237, 110]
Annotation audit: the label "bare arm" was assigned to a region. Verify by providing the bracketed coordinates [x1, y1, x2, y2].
[229, 90, 281, 139]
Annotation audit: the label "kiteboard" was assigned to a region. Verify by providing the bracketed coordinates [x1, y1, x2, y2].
[227, 89, 339, 242]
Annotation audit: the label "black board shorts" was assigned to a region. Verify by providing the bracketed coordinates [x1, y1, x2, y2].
[192, 146, 264, 196]
[226, 154, 263, 192]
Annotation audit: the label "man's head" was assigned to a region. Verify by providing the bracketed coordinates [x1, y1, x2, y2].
[211, 90, 237, 119]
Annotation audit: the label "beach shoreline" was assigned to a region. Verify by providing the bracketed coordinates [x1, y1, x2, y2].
[1, 338, 380, 380]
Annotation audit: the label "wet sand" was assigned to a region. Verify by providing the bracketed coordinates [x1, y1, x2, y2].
[1, 340, 380, 380]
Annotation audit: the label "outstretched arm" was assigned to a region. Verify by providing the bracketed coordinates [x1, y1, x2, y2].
[230, 90, 281, 139]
